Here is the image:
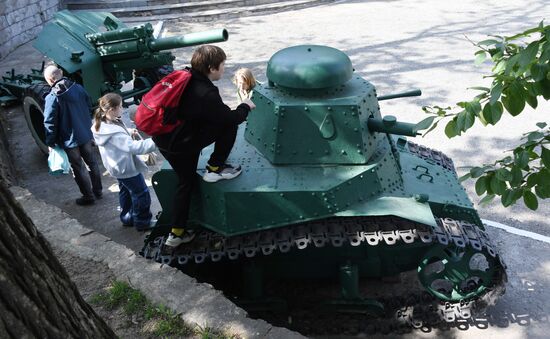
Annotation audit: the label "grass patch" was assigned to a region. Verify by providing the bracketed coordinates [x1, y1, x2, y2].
[91, 280, 239, 338]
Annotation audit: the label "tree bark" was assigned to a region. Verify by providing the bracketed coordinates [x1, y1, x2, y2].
[0, 174, 116, 338]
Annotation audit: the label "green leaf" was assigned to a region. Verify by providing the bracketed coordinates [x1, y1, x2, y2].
[491, 102, 504, 123]
[526, 173, 538, 188]
[536, 122, 547, 129]
[525, 94, 538, 109]
[475, 51, 487, 65]
[478, 39, 499, 46]
[493, 59, 507, 74]
[470, 166, 487, 178]
[489, 175, 506, 195]
[530, 63, 547, 81]
[505, 54, 520, 75]
[475, 176, 487, 195]
[535, 185, 550, 199]
[479, 194, 496, 205]
[469, 86, 491, 92]
[519, 41, 540, 68]
[541, 146, 550, 167]
[502, 94, 525, 116]
[510, 165, 523, 186]
[465, 101, 482, 116]
[501, 189, 515, 207]
[464, 111, 475, 130]
[527, 131, 544, 141]
[415, 116, 435, 131]
[444, 119, 458, 138]
[502, 81, 526, 116]
[537, 78, 550, 100]
[490, 82, 503, 105]
[515, 150, 530, 168]
[523, 190, 539, 210]
[496, 168, 513, 181]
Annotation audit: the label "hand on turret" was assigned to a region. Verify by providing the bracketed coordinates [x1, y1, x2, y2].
[242, 98, 256, 110]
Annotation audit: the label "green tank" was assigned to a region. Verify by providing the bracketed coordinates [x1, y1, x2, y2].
[0, 10, 227, 153]
[144, 45, 507, 324]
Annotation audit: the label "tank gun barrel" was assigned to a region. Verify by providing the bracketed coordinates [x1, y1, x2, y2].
[377, 89, 421, 101]
[367, 115, 419, 137]
[149, 29, 228, 51]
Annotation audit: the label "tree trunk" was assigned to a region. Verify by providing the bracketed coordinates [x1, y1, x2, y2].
[0, 174, 116, 338]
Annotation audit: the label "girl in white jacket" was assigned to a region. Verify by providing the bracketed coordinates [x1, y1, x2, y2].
[92, 93, 157, 231]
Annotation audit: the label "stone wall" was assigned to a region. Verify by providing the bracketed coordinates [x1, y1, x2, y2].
[0, 0, 60, 60]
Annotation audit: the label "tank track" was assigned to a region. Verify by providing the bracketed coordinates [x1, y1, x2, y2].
[407, 140, 455, 173]
[140, 216, 506, 324]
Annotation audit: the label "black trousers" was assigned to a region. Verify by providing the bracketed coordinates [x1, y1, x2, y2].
[159, 123, 238, 228]
[64, 140, 102, 199]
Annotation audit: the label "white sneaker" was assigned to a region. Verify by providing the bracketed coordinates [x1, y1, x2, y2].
[165, 230, 196, 247]
[203, 163, 242, 183]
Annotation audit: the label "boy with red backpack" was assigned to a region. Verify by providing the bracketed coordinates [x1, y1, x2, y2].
[151, 45, 255, 247]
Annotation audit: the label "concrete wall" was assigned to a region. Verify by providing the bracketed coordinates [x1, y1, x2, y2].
[0, 0, 60, 60]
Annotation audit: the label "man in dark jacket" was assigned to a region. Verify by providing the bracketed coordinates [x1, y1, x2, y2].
[43, 65, 102, 206]
[153, 45, 255, 247]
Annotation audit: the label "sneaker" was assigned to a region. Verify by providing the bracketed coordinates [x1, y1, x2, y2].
[76, 196, 95, 206]
[203, 163, 242, 183]
[165, 230, 196, 247]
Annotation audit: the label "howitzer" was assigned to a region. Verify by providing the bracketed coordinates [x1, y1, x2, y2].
[0, 10, 228, 153]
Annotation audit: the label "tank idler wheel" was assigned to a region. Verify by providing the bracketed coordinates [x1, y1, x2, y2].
[417, 244, 499, 302]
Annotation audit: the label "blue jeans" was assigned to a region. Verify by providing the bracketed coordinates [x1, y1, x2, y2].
[118, 174, 152, 230]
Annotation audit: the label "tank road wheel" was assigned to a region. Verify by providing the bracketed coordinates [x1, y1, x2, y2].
[23, 82, 51, 154]
[417, 245, 499, 302]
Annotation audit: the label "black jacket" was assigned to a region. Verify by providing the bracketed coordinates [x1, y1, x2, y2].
[153, 68, 250, 151]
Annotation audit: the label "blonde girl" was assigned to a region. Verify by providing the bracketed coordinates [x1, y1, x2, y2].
[92, 93, 157, 231]
[232, 68, 256, 101]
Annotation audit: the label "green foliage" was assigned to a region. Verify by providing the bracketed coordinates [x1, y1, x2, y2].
[418, 22, 550, 209]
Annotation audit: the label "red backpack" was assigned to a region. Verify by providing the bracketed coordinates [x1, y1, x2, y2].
[135, 70, 191, 136]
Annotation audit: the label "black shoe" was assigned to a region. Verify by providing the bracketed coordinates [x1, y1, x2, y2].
[94, 192, 103, 199]
[122, 222, 133, 227]
[76, 196, 95, 206]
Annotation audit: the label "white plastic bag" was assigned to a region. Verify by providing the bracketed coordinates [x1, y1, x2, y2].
[48, 147, 70, 175]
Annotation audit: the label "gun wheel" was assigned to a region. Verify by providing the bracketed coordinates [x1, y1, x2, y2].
[23, 82, 51, 154]
[417, 244, 499, 302]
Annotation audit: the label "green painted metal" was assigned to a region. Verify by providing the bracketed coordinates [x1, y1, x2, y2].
[367, 115, 420, 137]
[417, 245, 498, 302]
[266, 45, 353, 89]
[33, 10, 228, 103]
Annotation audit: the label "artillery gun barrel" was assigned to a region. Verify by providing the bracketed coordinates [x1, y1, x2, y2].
[377, 89, 421, 101]
[149, 29, 229, 51]
[367, 115, 419, 137]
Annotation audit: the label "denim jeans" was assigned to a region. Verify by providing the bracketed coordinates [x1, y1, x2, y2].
[118, 173, 152, 230]
[64, 140, 102, 198]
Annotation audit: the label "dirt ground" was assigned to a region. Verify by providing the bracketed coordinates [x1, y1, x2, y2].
[53, 248, 156, 338]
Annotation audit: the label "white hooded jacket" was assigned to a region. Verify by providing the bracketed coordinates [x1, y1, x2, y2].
[92, 122, 157, 179]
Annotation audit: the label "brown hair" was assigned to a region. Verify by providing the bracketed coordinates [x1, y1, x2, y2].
[93, 93, 122, 131]
[191, 45, 226, 75]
